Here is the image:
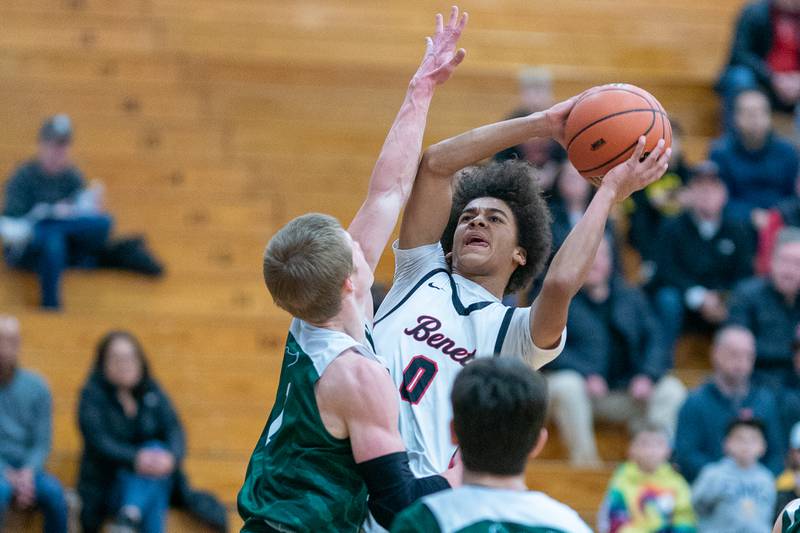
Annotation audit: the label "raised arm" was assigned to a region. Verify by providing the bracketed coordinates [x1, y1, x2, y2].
[531, 138, 671, 349]
[348, 6, 467, 271]
[398, 92, 583, 248]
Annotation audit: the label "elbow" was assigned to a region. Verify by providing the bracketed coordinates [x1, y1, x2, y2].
[541, 272, 576, 300]
[419, 144, 450, 179]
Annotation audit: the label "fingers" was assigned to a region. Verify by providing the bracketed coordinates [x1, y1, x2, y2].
[458, 11, 468, 32]
[435, 13, 444, 34]
[630, 136, 646, 163]
[449, 48, 467, 68]
[647, 138, 666, 163]
[424, 36, 433, 55]
[448, 5, 459, 28]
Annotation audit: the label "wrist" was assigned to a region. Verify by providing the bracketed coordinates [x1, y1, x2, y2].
[527, 111, 552, 138]
[408, 76, 436, 94]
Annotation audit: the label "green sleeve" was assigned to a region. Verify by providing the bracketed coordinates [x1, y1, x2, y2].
[391, 502, 440, 533]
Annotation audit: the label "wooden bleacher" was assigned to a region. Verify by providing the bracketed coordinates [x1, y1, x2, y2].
[0, 0, 745, 528]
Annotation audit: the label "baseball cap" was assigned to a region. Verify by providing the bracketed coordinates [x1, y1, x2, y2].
[790, 421, 800, 450]
[39, 114, 73, 144]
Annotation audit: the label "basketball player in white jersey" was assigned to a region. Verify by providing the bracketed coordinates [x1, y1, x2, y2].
[239, 9, 469, 531]
[392, 358, 592, 533]
[373, 94, 672, 478]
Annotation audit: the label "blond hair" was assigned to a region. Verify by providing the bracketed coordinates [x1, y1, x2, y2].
[263, 213, 353, 323]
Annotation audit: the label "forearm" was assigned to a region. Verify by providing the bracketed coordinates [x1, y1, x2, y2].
[422, 112, 552, 177]
[348, 78, 438, 268]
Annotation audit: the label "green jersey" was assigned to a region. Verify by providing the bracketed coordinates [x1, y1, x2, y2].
[238, 318, 378, 532]
[391, 485, 591, 533]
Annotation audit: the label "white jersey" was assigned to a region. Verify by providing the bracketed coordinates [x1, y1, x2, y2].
[373, 242, 565, 477]
[393, 485, 592, 533]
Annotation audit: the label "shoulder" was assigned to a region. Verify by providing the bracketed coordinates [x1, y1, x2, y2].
[709, 135, 732, 157]
[8, 161, 36, 181]
[525, 492, 591, 532]
[392, 500, 439, 533]
[16, 368, 50, 396]
[733, 276, 768, 297]
[319, 350, 394, 405]
[771, 135, 799, 156]
[684, 382, 715, 407]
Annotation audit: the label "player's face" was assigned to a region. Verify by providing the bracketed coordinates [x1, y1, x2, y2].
[771, 242, 800, 297]
[451, 197, 524, 281]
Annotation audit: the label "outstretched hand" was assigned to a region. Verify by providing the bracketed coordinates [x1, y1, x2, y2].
[413, 6, 468, 86]
[601, 137, 671, 203]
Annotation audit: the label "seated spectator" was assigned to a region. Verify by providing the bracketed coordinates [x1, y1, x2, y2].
[709, 90, 798, 224]
[1, 115, 162, 310]
[775, 498, 800, 533]
[728, 228, 800, 386]
[717, 0, 800, 126]
[780, 336, 800, 435]
[494, 68, 564, 192]
[692, 419, 776, 533]
[77, 331, 226, 533]
[777, 423, 800, 516]
[598, 424, 696, 533]
[627, 120, 691, 279]
[652, 161, 754, 351]
[674, 326, 785, 481]
[0, 315, 67, 532]
[546, 238, 686, 466]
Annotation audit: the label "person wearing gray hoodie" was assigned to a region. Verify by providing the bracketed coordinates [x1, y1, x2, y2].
[692, 418, 776, 533]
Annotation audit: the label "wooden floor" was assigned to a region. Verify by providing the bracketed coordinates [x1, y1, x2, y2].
[0, 0, 743, 529]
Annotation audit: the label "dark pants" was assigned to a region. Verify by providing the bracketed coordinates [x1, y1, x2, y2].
[0, 471, 68, 533]
[5, 215, 112, 308]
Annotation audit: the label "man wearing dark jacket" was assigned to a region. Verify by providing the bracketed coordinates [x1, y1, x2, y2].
[728, 227, 800, 386]
[674, 326, 785, 481]
[709, 90, 799, 223]
[546, 239, 686, 466]
[652, 161, 754, 350]
[717, 0, 800, 123]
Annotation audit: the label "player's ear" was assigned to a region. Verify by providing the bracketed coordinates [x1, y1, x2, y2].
[528, 428, 548, 460]
[342, 275, 356, 294]
[450, 420, 458, 446]
[513, 246, 527, 267]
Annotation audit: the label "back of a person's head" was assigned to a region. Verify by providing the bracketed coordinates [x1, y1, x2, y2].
[451, 358, 547, 476]
[263, 213, 353, 323]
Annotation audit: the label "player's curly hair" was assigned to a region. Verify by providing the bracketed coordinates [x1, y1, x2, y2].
[441, 160, 552, 295]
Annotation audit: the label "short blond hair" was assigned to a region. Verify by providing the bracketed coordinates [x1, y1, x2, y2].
[263, 213, 353, 323]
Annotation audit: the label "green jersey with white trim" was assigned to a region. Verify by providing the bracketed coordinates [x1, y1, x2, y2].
[238, 319, 379, 532]
[390, 485, 592, 533]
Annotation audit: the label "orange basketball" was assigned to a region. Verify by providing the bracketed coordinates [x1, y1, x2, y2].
[564, 84, 672, 185]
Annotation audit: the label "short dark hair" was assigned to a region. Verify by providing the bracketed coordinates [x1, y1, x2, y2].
[441, 161, 552, 295]
[725, 418, 766, 439]
[451, 358, 548, 476]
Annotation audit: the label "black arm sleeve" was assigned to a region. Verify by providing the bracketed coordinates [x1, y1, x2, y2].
[356, 451, 450, 529]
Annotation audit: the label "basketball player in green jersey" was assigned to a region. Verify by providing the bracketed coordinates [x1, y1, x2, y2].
[391, 358, 592, 533]
[237, 8, 469, 532]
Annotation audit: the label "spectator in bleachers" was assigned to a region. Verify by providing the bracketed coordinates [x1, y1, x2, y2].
[777, 423, 800, 516]
[674, 326, 785, 482]
[627, 120, 690, 281]
[756, 176, 800, 274]
[728, 227, 800, 386]
[652, 161, 754, 352]
[77, 331, 227, 533]
[709, 89, 798, 224]
[779, 336, 800, 437]
[597, 424, 696, 533]
[1, 115, 163, 310]
[546, 238, 686, 466]
[692, 419, 776, 533]
[0, 315, 68, 533]
[494, 68, 565, 192]
[717, 0, 800, 126]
